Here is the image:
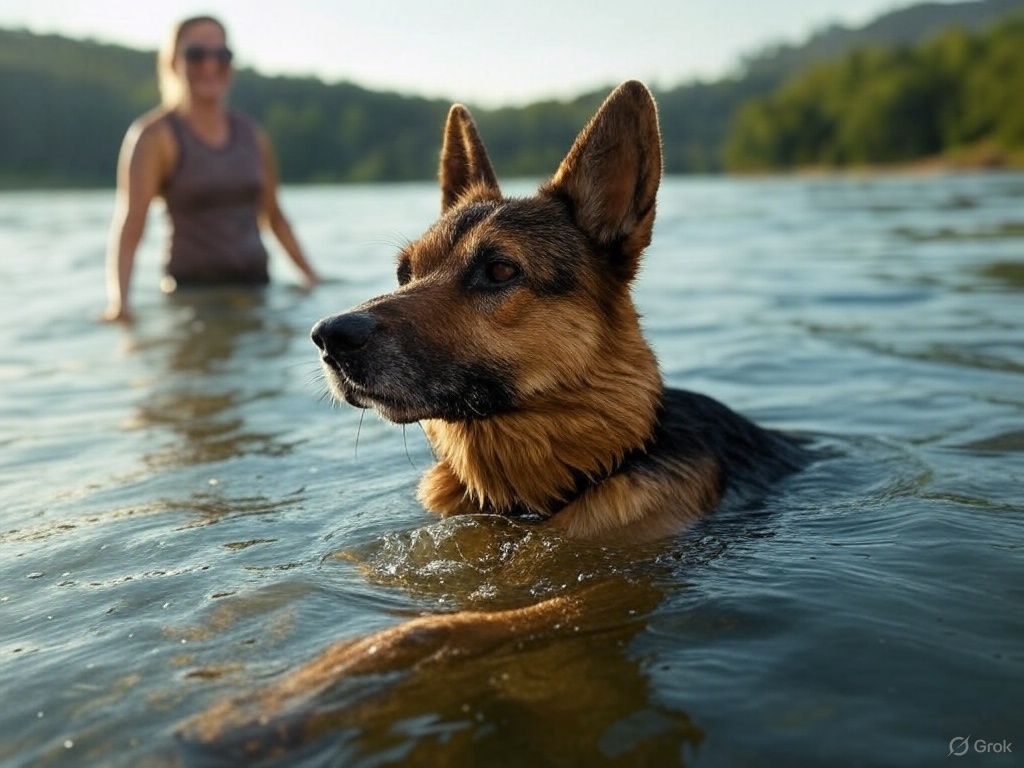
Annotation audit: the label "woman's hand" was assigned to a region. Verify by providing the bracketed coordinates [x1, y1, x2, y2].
[301, 268, 322, 289]
[100, 303, 134, 323]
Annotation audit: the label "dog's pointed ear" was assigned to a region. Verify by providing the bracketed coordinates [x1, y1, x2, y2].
[542, 81, 662, 281]
[439, 104, 501, 212]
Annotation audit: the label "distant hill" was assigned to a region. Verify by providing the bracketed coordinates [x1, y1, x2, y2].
[724, 14, 1024, 169]
[1, 0, 1022, 187]
[738, 0, 1024, 80]
[653, 0, 1024, 171]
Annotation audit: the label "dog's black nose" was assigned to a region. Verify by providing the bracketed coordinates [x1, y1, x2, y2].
[311, 312, 377, 353]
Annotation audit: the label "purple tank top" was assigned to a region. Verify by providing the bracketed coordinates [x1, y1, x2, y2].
[160, 111, 269, 285]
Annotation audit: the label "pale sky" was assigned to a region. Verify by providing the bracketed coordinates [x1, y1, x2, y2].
[2, 0, 929, 107]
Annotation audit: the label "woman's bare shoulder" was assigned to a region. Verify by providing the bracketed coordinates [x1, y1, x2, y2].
[130, 107, 174, 134]
[120, 108, 177, 174]
[126, 107, 176, 144]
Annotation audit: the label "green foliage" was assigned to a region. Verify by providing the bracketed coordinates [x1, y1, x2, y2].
[0, 31, 154, 186]
[1, 0, 1023, 187]
[724, 15, 1024, 170]
[229, 73, 451, 182]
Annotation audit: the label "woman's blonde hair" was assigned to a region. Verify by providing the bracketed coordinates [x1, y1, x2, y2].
[157, 15, 228, 108]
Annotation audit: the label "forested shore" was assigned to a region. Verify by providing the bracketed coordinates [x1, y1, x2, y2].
[1, 1, 1022, 188]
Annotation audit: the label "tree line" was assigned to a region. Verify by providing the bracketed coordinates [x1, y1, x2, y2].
[1, 0, 1022, 188]
[724, 14, 1024, 170]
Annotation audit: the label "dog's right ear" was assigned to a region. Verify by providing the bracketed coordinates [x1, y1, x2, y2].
[439, 105, 501, 212]
[542, 81, 662, 283]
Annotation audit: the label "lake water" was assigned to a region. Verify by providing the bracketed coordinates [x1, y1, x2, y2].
[1, 174, 1022, 767]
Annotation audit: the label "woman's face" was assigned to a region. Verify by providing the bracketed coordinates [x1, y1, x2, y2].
[174, 20, 233, 105]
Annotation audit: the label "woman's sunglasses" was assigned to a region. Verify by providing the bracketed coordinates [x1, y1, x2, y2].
[182, 45, 234, 66]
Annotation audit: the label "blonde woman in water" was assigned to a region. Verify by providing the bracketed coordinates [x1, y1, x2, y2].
[103, 15, 320, 322]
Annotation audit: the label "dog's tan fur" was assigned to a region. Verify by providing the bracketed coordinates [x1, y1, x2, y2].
[415, 82, 718, 540]
[185, 81, 801, 751]
[316, 81, 726, 541]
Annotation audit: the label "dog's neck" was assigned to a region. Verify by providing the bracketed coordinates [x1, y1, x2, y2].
[494, 437, 655, 522]
[418, 336, 663, 520]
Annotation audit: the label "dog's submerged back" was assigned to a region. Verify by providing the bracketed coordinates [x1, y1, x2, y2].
[312, 80, 803, 543]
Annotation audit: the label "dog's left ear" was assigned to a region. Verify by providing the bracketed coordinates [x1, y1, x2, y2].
[542, 81, 662, 282]
[439, 104, 502, 212]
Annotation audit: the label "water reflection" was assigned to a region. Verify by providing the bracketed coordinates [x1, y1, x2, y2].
[892, 221, 1024, 241]
[977, 260, 1024, 290]
[310, 592, 703, 768]
[183, 518, 706, 766]
[186, 577, 704, 767]
[122, 287, 300, 512]
[6, 176, 1023, 768]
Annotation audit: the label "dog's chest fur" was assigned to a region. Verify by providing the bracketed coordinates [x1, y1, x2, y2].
[418, 387, 801, 542]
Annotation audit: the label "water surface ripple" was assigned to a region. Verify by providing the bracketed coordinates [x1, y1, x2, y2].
[1, 174, 1021, 767]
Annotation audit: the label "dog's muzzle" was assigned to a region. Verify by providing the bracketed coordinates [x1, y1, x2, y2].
[311, 311, 377, 369]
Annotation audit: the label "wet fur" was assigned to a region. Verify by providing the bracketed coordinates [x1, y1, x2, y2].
[183, 81, 803, 749]
[313, 80, 802, 542]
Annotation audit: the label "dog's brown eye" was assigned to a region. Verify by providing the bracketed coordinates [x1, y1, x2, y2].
[485, 260, 520, 284]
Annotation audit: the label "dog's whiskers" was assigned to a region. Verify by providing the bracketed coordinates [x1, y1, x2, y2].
[401, 426, 418, 469]
[416, 422, 439, 461]
[353, 410, 366, 458]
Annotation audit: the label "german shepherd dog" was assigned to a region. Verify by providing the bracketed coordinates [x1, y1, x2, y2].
[185, 81, 803, 749]
[311, 80, 801, 542]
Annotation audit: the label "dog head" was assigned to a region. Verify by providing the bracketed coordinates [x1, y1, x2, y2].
[312, 81, 663, 427]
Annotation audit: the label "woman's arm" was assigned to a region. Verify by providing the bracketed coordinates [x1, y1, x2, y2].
[103, 115, 172, 322]
[255, 127, 321, 287]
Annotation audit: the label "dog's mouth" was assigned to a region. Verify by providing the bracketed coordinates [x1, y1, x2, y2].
[320, 361, 428, 425]
[319, 354, 515, 425]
